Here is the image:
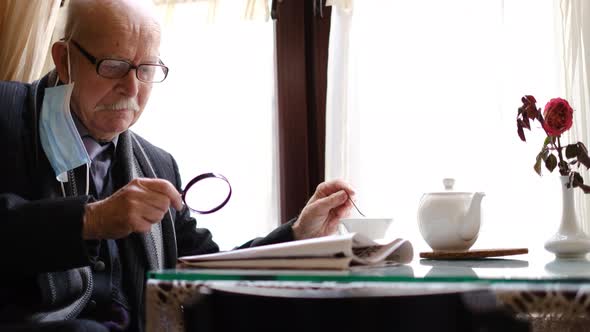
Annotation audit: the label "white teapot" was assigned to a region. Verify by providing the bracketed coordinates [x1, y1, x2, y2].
[418, 178, 485, 251]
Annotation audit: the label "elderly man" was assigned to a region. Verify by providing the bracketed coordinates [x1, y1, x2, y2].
[0, 0, 354, 331]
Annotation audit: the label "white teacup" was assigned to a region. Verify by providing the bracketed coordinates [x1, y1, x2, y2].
[340, 218, 393, 240]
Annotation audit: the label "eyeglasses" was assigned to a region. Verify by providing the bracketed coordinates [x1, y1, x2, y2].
[69, 39, 169, 83]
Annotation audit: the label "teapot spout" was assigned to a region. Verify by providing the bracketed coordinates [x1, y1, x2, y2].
[459, 192, 485, 241]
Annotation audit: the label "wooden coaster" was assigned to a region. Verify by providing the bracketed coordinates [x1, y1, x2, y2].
[420, 248, 528, 260]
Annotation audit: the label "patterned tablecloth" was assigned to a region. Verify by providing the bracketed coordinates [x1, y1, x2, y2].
[146, 278, 590, 332]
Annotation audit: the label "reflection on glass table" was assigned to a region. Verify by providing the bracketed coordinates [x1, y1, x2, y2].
[420, 258, 529, 279]
[147, 253, 590, 332]
[151, 252, 585, 283]
[545, 258, 590, 277]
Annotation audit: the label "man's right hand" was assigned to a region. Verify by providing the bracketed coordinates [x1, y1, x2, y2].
[82, 178, 183, 240]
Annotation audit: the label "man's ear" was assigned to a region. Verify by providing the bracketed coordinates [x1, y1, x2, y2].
[51, 42, 69, 83]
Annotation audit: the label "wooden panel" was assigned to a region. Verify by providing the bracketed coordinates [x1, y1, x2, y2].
[275, 0, 332, 222]
[275, 0, 310, 221]
[305, 2, 331, 193]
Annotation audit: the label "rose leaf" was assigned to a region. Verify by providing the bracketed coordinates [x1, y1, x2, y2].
[534, 159, 542, 176]
[579, 183, 590, 194]
[545, 154, 557, 172]
[566, 144, 579, 159]
[577, 150, 590, 169]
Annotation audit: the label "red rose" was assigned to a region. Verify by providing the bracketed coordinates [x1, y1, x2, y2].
[542, 98, 573, 137]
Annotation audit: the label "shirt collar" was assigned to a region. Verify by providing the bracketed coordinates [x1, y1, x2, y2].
[71, 111, 119, 148]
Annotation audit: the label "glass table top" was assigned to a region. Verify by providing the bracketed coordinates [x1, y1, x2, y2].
[149, 251, 590, 284]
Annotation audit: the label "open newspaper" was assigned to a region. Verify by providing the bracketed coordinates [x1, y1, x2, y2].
[178, 233, 413, 270]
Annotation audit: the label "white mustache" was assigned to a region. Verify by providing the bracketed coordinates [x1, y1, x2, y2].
[95, 99, 140, 112]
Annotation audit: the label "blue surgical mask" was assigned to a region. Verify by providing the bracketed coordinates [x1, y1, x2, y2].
[39, 43, 91, 183]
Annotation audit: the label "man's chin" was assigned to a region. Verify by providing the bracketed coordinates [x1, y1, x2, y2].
[97, 121, 134, 138]
[91, 110, 139, 135]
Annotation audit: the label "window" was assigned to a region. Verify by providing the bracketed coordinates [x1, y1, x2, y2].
[326, 1, 568, 255]
[133, 2, 278, 250]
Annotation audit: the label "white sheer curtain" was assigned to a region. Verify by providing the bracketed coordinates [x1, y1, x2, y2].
[133, 1, 279, 250]
[326, 0, 570, 254]
[558, 0, 590, 234]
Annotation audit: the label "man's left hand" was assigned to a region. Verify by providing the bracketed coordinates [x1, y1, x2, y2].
[292, 179, 355, 240]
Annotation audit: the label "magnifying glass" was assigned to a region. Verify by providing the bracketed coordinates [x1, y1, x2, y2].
[182, 173, 232, 214]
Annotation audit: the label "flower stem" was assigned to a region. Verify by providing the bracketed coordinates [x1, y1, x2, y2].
[557, 136, 567, 175]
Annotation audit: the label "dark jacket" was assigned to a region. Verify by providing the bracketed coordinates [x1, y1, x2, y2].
[0, 73, 294, 331]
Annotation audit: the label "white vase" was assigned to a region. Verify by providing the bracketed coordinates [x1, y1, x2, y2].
[544, 176, 590, 259]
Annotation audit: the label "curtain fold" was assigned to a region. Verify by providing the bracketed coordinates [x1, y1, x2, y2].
[0, 0, 61, 82]
[558, 0, 590, 232]
[325, 4, 354, 182]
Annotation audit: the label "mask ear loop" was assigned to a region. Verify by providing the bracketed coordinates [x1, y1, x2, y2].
[58, 171, 89, 197]
[56, 38, 89, 197]
[66, 37, 90, 196]
[85, 165, 90, 196]
[58, 41, 69, 198]
[66, 41, 72, 85]
[56, 42, 69, 198]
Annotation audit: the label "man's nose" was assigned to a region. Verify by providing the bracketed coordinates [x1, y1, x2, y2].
[117, 69, 140, 96]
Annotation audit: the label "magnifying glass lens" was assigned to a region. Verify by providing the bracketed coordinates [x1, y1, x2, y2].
[183, 174, 232, 214]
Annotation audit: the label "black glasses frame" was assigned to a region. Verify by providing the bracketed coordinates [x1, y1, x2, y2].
[69, 39, 169, 83]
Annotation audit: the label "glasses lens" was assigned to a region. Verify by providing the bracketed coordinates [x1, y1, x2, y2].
[183, 174, 231, 214]
[138, 64, 168, 83]
[98, 59, 130, 79]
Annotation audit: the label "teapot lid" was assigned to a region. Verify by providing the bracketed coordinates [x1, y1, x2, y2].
[443, 178, 457, 191]
[427, 178, 472, 195]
